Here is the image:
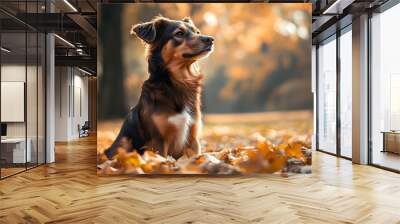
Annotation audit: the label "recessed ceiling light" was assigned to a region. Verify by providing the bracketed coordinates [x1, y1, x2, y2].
[323, 0, 354, 15]
[1, 47, 11, 53]
[78, 67, 94, 76]
[63, 0, 78, 12]
[54, 34, 75, 48]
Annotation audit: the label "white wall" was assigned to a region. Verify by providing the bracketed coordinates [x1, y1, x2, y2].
[1, 65, 31, 138]
[1, 63, 46, 164]
[72, 72, 89, 138]
[55, 67, 69, 141]
[55, 67, 89, 141]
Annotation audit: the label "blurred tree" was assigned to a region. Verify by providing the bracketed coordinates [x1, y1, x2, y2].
[98, 4, 127, 120]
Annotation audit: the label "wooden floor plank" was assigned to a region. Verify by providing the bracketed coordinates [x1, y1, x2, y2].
[0, 135, 400, 223]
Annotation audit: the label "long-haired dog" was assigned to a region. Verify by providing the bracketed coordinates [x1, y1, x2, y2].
[104, 16, 214, 160]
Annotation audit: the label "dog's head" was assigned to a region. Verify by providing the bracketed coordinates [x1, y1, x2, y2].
[131, 16, 214, 64]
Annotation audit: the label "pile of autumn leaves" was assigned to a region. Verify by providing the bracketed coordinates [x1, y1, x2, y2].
[97, 127, 312, 175]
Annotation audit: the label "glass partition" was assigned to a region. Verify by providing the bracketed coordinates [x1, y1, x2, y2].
[0, 1, 46, 179]
[27, 30, 38, 169]
[317, 36, 337, 154]
[1, 31, 28, 177]
[371, 4, 400, 171]
[339, 28, 352, 158]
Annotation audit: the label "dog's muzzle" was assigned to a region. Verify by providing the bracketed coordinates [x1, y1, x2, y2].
[183, 36, 214, 59]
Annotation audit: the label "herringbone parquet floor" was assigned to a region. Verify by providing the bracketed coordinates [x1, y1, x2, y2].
[1, 135, 400, 224]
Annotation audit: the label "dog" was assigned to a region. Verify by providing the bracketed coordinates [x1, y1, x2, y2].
[104, 16, 214, 160]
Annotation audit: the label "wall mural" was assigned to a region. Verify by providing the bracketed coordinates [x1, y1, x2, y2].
[97, 3, 312, 175]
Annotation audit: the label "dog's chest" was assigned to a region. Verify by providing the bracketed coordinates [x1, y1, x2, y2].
[152, 108, 193, 148]
[168, 109, 192, 146]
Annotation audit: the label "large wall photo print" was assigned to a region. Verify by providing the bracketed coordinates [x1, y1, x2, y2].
[97, 3, 312, 175]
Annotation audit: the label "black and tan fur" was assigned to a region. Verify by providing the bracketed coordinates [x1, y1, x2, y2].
[104, 16, 214, 160]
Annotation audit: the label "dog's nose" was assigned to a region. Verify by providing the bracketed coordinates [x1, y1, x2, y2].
[201, 36, 214, 44]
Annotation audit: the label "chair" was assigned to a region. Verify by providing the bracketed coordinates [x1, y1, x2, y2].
[78, 121, 90, 138]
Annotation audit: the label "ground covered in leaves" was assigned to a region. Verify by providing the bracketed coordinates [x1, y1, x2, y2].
[97, 112, 312, 175]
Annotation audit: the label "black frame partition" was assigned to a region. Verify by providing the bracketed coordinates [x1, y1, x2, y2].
[315, 0, 400, 173]
[337, 24, 353, 160]
[313, 0, 400, 173]
[0, 0, 47, 180]
[316, 34, 337, 156]
[315, 22, 353, 161]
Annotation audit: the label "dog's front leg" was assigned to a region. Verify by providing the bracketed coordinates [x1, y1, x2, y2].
[191, 138, 201, 156]
[186, 121, 202, 157]
[162, 141, 170, 158]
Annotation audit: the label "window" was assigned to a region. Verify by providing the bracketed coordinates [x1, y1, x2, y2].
[371, 3, 400, 171]
[317, 36, 337, 154]
[339, 28, 352, 158]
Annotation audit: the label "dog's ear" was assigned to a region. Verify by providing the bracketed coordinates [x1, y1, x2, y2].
[182, 17, 195, 26]
[131, 21, 156, 44]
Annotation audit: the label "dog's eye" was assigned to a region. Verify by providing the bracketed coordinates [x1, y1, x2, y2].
[196, 31, 200, 34]
[175, 31, 185, 37]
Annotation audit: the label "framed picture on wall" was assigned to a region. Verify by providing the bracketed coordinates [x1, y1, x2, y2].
[97, 2, 313, 176]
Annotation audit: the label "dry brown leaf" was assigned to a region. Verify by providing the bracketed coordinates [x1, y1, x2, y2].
[97, 125, 312, 175]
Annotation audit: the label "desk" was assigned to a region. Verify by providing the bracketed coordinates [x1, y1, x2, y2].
[382, 131, 400, 154]
[1, 138, 31, 163]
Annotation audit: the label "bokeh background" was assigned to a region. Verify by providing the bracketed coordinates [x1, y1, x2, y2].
[98, 3, 312, 120]
[97, 3, 313, 174]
